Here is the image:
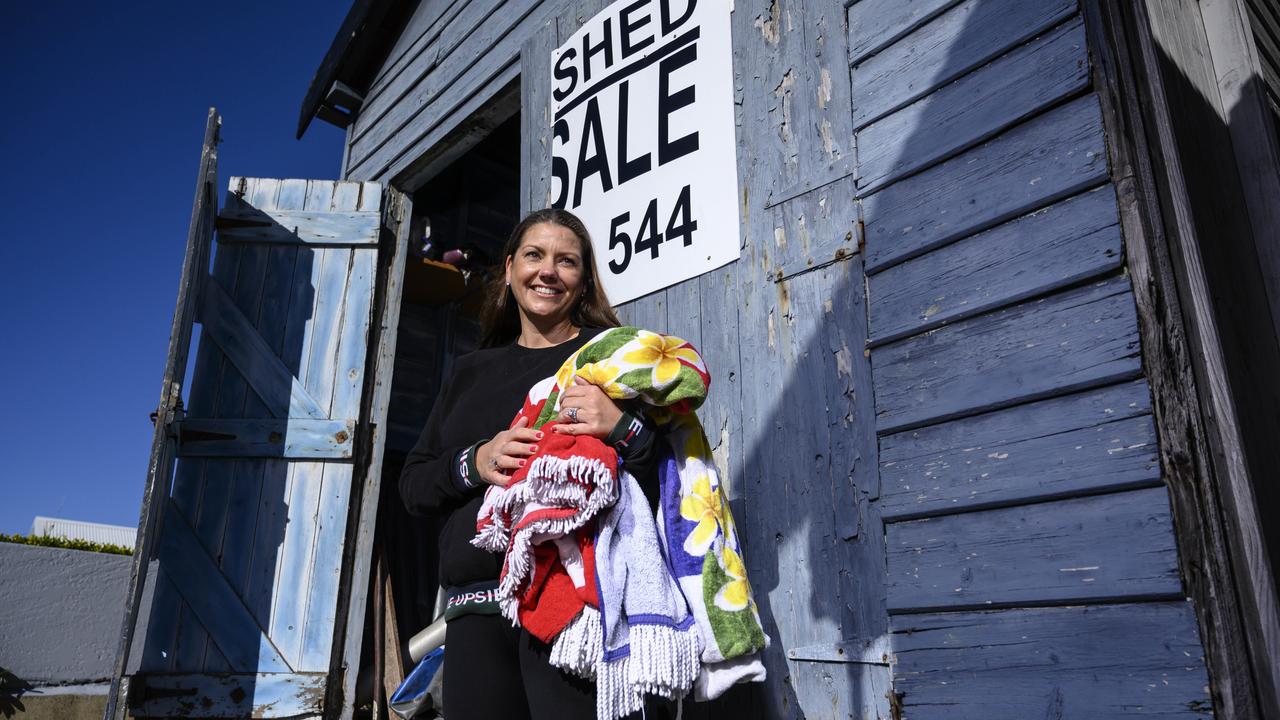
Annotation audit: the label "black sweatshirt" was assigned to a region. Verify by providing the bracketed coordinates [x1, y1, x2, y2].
[398, 327, 661, 589]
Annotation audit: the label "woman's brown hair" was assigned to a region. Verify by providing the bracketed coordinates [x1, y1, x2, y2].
[479, 208, 621, 347]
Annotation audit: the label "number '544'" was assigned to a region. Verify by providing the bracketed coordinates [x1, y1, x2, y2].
[607, 185, 697, 275]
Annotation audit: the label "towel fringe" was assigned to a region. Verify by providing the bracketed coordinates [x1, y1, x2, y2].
[549, 606, 602, 678]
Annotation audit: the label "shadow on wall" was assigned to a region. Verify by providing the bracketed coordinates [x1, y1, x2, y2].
[722, 0, 1051, 716]
[718, 0, 1280, 716]
[0, 667, 33, 718]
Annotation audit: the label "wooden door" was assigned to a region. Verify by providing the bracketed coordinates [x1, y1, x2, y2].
[108, 112, 397, 718]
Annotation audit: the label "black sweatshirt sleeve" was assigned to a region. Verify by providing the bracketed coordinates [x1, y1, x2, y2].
[398, 380, 484, 516]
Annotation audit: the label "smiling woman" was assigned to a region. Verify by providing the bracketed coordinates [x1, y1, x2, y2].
[398, 209, 669, 719]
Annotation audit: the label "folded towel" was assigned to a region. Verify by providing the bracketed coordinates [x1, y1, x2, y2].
[472, 327, 769, 717]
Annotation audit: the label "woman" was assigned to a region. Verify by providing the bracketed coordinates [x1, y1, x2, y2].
[398, 208, 661, 720]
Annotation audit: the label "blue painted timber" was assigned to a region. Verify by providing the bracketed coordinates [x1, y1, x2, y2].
[216, 206, 380, 245]
[130, 672, 327, 718]
[156, 498, 291, 673]
[879, 380, 1159, 520]
[856, 16, 1090, 192]
[130, 177, 386, 718]
[862, 93, 1110, 273]
[850, 0, 1076, 128]
[871, 275, 1142, 434]
[175, 415, 355, 459]
[199, 277, 328, 420]
[846, 0, 963, 65]
[890, 602, 1213, 719]
[886, 486, 1184, 612]
[868, 185, 1122, 344]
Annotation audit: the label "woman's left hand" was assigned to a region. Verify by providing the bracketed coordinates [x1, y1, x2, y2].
[555, 380, 623, 438]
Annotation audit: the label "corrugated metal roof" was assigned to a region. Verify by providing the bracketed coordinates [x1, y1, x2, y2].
[30, 516, 137, 548]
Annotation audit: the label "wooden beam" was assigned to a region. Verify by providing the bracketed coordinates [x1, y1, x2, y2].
[106, 108, 220, 720]
[199, 277, 328, 420]
[334, 188, 412, 720]
[216, 207, 380, 246]
[175, 418, 355, 459]
[1083, 1, 1279, 716]
[127, 672, 326, 718]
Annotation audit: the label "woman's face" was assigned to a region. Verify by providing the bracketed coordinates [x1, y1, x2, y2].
[504, 222, 587, 327]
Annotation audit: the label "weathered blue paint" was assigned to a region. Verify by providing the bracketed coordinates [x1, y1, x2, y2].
[127, 175, 388, 718]
[847, 0, 964, 65]
[856, 16, 1090, 192]
[886, 486, 1184, 612]
[863, 93, 1110, 272]
[348, 0, 548, 180]
[850, 0, 1077, 128]
[216, 206, 381, 245]
[879, 380, 1159, 520]
[156, 500, 292, 672]
[175, 418, 355, 458]
[129, 672, 327, 718]
[868, 185, 1122, 344]
[890, 602, 1213, 719]
[872, 276, 1143, 434]
[199, 277, 328, 419]
[847, 0, 1213, 715]
[321, 0, 1223, 716]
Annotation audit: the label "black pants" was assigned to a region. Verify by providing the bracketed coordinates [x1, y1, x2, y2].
[443, 613, 596, 720]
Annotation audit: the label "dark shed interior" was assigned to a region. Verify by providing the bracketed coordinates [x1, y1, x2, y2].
[355, 113, 521, 701]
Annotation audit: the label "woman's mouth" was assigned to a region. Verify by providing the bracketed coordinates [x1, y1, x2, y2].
[531, 285, 563, 297]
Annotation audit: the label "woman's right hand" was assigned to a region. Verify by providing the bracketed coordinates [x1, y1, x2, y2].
[474, 417, 543, 487]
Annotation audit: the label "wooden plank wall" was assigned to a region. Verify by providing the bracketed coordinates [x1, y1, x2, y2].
[344, 0, 1226, 716]
[344, 0, 550, 183]
[849, 0, 1215, 717]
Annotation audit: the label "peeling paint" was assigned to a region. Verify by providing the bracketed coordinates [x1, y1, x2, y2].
[817, 67, 832, 108]
[835, 343, 853, 378]
[754, 0, 780, 44]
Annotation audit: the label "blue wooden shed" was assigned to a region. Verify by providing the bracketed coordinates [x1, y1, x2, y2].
[108, 0, 1280, 718]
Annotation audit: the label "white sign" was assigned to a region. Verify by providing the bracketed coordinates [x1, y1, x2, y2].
[550, 0, 740, 305]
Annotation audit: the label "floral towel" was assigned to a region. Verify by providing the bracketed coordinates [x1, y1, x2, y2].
[472, 327, 768, 707]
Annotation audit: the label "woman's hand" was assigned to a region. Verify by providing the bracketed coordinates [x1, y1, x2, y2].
[475, 417, 543, 487]
[554, 381, 623, 438]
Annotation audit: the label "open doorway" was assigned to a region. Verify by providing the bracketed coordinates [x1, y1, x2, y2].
[357, 111, 521, 710]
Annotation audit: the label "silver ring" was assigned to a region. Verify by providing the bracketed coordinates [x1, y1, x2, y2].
[567, 407, 579, 422]
[489, 457, 499, 468]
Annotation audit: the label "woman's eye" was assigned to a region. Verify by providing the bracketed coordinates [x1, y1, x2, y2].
[559, 257, 579, 266]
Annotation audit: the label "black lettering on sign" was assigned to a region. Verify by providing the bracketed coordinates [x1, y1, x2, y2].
[606, 185, 698, 274]
[573, 97, 613, 209]
[658, 43, 698, 166]
[551, 119, 571, 209]
[665, 184, 696, 246]
[582, 17, 614, 84]
[553, 48, 579, 102]
[609, 211, 632, 274]
[620, 0, 655, 59]
[634, 198, 663, 259]
[660, 0, 696, 35]
[616, 80, 651, 185]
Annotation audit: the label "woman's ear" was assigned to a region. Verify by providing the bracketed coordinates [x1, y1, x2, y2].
[503, 255, 513, 286]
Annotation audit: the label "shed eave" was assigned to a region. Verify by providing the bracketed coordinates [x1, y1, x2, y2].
[297, 0, 415, 139]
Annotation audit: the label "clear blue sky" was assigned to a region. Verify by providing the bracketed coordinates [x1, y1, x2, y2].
[0, 1, 354, 534]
